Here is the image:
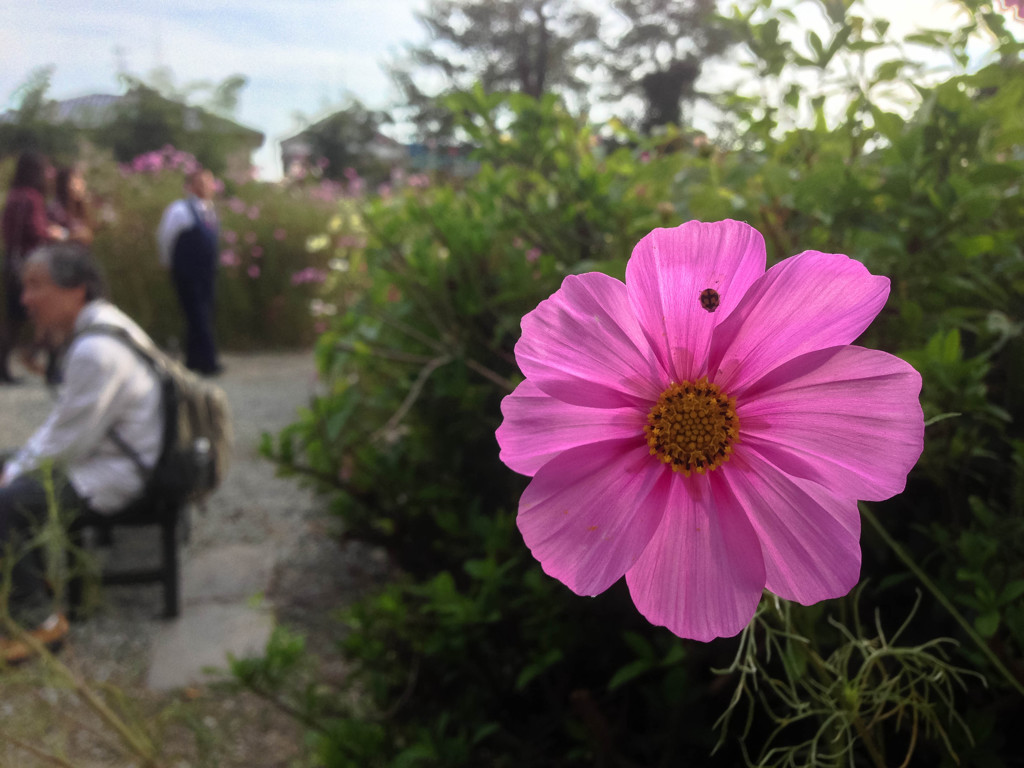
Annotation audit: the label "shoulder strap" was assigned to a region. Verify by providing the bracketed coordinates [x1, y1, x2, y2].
[73, 322, 160, 370]
[184, 197, 201, 228]
[185, 197, 215, 233]
[72, 323, 169, 477]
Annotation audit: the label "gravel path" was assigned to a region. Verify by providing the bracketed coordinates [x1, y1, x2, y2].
[1, 349, 386, 766]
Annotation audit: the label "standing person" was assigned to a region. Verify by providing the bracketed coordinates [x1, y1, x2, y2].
[0, 243, 164, 662]
[156, 168, 222, 376]
[0, 151, 65, 383]
[26, 163, 97, 384]
[49, 165, 94, 245]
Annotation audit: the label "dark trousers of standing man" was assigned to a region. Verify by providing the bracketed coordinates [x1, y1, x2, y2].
[171, 219, 219, 375]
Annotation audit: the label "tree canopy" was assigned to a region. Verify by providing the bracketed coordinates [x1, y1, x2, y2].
[390, 0, 602, 138]
[604, 0, 736, 132]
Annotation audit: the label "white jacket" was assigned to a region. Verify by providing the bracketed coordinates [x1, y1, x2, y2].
[5, 300, 163, 512]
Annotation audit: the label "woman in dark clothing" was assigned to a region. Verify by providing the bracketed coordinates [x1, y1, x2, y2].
[0, 151, 64, 383]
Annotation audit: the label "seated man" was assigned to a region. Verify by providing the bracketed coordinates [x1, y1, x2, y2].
[0, 243, 163, 663]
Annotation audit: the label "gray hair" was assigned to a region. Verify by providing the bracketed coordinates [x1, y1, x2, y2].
[25, 243, 107, 301]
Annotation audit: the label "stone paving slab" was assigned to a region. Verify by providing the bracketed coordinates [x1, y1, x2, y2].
[145, 542, 280, 691]
[146, 602, 274, 691]
[182, 543, 276, 605]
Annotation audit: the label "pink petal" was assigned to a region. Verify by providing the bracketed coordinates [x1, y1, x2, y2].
[738, 346, 924, 501]
[626, 220, 766, 382]
[708, 251, 890, 394]
[518, 440, 670, 597]
[516, 272, 667, 408]
[625, 474, 765, 640]
[717, 450, 861, 605]
[497, 380, 645, 477]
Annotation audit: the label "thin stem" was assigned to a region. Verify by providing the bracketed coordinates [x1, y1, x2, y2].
[0, 623, 162, 764]
[0, 729, 75, 768]
[860, 503, 1024, 697]
[464, 356, 517, 392]
[371, 354, 453, 442]
[851, 711, 888, 768]
[36, 640, 161, 764]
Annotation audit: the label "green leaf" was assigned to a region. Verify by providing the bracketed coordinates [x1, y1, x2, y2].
[998, 580, 1024, 606]
[622, 631, 655, 660]
[975, 610, 1000, 638]
[515, 647, 564, 690]
[784, 84, 801, 110]
[875, 60, 905, 82]
[807, 30, 824, 62]
[608, 658, 654, 691]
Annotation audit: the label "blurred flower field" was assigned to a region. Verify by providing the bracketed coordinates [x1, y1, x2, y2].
[2, 143, 377, 352]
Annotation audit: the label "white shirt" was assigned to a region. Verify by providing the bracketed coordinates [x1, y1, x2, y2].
[4, 301, 164, 512]
[156, 195, 215, 267]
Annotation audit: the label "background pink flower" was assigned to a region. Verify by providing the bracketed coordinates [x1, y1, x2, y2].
[291, 267, 328, 286]
[496, 220, 924, 641]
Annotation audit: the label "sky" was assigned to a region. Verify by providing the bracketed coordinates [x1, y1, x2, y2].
[0, 0, 1005, 179]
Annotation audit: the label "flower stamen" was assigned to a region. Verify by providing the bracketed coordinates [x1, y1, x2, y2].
[644, 378, 739, 476]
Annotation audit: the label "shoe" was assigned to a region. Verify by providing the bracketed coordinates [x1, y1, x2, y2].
[0, 613, 70, 665]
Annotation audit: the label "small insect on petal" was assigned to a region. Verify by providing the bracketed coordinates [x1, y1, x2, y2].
[699, 288, 720, 312]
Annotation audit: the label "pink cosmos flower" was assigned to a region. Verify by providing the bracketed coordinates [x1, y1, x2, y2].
[496, 220, 924, 641]
[291, 267, 328, 286]
[247, 265, 261, 278]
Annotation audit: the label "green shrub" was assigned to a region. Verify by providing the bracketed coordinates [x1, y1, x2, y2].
[254, 4, 1024, 765]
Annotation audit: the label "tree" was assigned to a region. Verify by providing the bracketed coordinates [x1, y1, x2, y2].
[102, 81, 186, 163]
[139, 66, 249, 118]
[0, 67, 79, 160]
[604, 0, 736, 133]
[293, 99, 394, 184]
[98, 72, 260, 175]
[390, 0, 602, 139]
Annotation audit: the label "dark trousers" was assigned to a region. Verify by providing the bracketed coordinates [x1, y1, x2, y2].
[172, 266, 218, 374]
[0, 472, 84, 612]
[0, 270, 27, 379]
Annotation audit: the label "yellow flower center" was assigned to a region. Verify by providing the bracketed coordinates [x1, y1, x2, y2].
[644, 378, 739, 476]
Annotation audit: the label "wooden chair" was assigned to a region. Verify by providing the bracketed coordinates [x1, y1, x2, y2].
[67, 490, 187, 619]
